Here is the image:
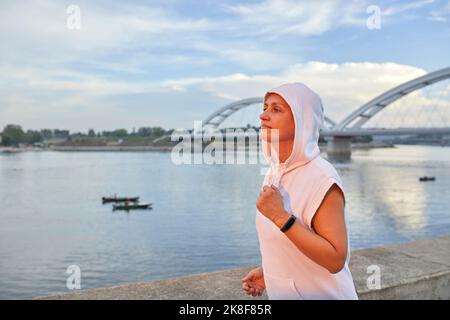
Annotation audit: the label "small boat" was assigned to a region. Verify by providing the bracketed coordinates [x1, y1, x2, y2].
[102, 196, 139, 204]
[112, 203, 152, 211]
[419, 176, 435, 182]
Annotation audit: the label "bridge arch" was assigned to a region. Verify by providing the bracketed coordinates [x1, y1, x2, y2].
[333, 67, 450, 131]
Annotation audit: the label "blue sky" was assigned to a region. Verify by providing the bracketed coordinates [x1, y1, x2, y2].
[0, 0, 449, 132]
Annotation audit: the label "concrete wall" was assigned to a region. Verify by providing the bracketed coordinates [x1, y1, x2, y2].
[37, 236, 450, 300]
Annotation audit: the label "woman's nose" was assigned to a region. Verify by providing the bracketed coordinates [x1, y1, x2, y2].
[260, 111, 269, 121]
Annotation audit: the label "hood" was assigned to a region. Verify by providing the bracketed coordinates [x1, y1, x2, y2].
[262, 82, 324, 187]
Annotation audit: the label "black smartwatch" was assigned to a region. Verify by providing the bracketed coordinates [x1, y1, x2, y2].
[280, 214, 296, 233]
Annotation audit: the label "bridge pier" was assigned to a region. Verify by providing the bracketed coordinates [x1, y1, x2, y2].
[326, 136, 353, 161]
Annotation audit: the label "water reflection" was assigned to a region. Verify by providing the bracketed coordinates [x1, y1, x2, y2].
[0, 145, 449, 299]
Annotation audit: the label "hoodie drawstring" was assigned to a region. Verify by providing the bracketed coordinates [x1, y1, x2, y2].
[268, 163, 287, 188]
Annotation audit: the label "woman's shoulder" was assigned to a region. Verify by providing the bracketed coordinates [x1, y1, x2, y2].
[303, 155, 342, 182]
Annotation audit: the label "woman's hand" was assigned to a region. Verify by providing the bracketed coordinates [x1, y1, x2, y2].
[241, 267, 265, 297]
[256, 185, 289, 227]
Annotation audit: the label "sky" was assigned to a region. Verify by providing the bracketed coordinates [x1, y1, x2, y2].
[0, 0, 449, 132]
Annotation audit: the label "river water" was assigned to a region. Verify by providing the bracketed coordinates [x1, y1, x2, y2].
[0, 145, 449, 298]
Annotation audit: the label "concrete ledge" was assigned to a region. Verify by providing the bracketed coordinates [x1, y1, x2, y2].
[36, 236, 450, 300]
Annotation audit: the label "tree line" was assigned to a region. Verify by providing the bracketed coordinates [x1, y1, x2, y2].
[0, 124, 173, 146]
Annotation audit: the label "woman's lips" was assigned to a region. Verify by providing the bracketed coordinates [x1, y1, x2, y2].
[261, 125, 271, 129]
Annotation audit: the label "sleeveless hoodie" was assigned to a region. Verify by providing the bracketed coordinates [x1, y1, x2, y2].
[256, 83, 358, 300]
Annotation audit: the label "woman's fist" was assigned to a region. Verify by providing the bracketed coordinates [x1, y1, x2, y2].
[256, 185, 288, 226]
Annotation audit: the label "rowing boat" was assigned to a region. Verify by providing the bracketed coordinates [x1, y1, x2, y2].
[112, 203, 152, 211]
[102, 196, 139, 203]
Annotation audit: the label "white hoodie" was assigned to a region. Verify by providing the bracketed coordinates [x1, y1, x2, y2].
[256, 83, 358, 300]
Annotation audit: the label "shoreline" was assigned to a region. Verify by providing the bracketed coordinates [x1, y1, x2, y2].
[49, 142, 394, 152]
[2, 143, 448, 154]
[50, 145, 175, 152]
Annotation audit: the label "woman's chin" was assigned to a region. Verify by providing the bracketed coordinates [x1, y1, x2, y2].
[260, 128, 275, 142]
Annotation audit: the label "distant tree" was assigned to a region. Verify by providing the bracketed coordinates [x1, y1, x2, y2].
[137, 127, 152, 137]
[54, 129, 69, 138]
[152, 127, 166, 137]
[113, 129, 128, 138]
[71, 132, 85, 138]
[136, 126, 167, 137]
[25, 130, 43, 144]
[40, 129, 53, 140]
[88, 129, 96, 137]
[1, 124, 26, 146]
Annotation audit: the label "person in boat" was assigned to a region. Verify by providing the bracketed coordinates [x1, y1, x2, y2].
[241, 83, 358, 300]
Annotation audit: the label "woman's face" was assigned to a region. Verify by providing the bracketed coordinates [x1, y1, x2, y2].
[260, 93, 295, 143]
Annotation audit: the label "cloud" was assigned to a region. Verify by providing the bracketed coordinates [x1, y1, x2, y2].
[427, 0, 450, 21]
[0, 0, 215, 52]
[0, 1, 447, 132]
[224, 0, 368, 38]
[169, 62, 448, 130]
[161, 61, 428, 125]
[382, 0, 435, 16]
[0, 60, 433, 131]
[0, 0, 307, 78]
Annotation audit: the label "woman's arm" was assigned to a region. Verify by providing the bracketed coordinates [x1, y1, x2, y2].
[257, 184, 348, 274]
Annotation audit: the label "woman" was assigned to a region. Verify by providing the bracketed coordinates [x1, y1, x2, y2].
[241, 83, 358, 300]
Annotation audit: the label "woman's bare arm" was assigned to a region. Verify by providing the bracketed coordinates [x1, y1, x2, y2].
[275, 184, 347, 273]
[259, 184, 348, 273]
